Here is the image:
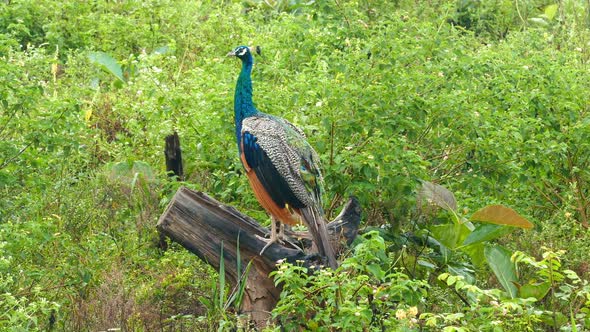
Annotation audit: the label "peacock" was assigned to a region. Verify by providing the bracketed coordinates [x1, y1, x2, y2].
[227, 45, 338, 269]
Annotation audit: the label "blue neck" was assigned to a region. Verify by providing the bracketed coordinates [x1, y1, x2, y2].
[234, 54, 258, 149]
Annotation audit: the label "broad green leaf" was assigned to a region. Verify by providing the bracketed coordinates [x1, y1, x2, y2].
[430, 220, 472, 251]
[544, 4, 558, 21]
[448, 264, 475, 285]
[418, 180, 457, 211]
[461, 218, 476, 231]
[529, 17, 549, 26]
[367, 263, 385, 279]
[471, 205, 533, 229]
[430, 223, 460, 250]
[447, 274, 457, 286]
[518, 281, 551, 300]
[88, 51, 125, 82]
[462, 224, 513, 246]
[417, 260, 436, 270]
[484, 244, 518, 298]
[425, 235, 453, 263]
[462, 243, 486, 267]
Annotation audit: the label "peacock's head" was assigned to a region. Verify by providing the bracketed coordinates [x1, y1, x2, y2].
[227, 46, 251, 60]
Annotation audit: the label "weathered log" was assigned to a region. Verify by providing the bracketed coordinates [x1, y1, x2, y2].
[156, 186, 361, 327]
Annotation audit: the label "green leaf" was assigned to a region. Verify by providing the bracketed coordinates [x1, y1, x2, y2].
[540, 311, 568, 327]
[529, 17, 549, 26]
[430, 222, 471, 250]
[418, 180, 457, 211]
[544, 4, 558, 21]
[484, 244, 518, 298]
[226, 233, 253, 311]
[236, 233, 241, 290]
[462, 243, 486, 267]
[234, 260, 252, 309]
[88, 51, 125, 83]
[448, 264, 475, 285]
[430, 223, 460, 250]
[366, 263, 385, 280]
[198, 296, 213, 310]
[471, 205, 533, 229]
[417, 260, 436, 270]
[518, 281, 551, 300]
[447, 274, 457, 286]
[462, 224, 513, 246]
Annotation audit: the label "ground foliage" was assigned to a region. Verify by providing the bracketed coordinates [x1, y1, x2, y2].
[1, 0, 590, 330]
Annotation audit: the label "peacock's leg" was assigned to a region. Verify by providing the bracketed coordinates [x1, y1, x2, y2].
[259, 217, 280, 255]
[278, 223, 285, 240]
[260, 219, 303, 254]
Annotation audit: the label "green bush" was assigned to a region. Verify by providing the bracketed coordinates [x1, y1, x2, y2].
[270, 234, 590, 331]
[271, 232, 428, 331]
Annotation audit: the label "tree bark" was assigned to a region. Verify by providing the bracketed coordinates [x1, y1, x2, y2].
[156, 187, 361, 327]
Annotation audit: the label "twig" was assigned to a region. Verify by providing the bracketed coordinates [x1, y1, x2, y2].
[451, 286, 471, 307]
[515, 0, 526, 28]
[529, 181, 561, 211]
[0, 107, 17, 137]
[0, 141, 33, 170]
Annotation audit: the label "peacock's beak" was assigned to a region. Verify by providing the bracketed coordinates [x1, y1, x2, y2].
[226, 51, 236, 57]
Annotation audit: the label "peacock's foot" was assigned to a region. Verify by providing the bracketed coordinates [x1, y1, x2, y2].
[259, 219, 282, 255]
[259, 231, 282, 255]
[259, 221, 303, 255]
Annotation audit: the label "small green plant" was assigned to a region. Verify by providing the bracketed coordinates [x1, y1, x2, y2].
[513, 249, 590, 330]
[198, 240, 252, 331]
[425, 272, 540, 331]
[396, 181, 533, 301]
[422, 249, 590, 331]
[0, 241, 59, 331]
[270, 231, 428, 331]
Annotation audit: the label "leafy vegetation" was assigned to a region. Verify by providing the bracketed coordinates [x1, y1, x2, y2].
[2, 0, 590, 330]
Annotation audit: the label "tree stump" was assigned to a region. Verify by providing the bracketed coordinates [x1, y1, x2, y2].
[164, 132, 183, 180]
[156, 186, 361, 327]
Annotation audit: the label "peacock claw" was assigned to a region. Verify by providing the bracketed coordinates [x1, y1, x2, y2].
[259, 220, 305, 255]
[259, 237, 279, 255]
[259, 218, 282, 255]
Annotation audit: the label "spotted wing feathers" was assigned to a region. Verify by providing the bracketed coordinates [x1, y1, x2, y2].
[242, 116, 322, 208]
[241, 130, 305, 211]
[241, 115, 337, 267]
